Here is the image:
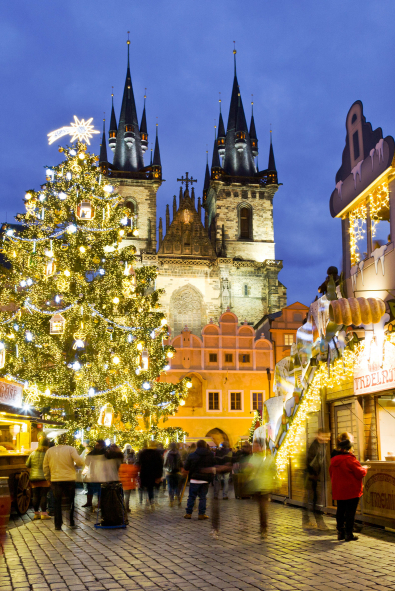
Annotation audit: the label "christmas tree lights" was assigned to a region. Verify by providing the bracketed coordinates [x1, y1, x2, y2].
[0, 141, 188, 445]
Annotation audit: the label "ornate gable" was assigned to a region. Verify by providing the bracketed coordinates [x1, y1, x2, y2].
[158, 190, 216, 258]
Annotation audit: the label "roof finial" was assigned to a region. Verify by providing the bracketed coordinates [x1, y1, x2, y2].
[270, 123, 272, 144]
[127, 31, 130, 67]
[156, 116, 158, 137]
[206, 148, 208, 165]
[214, 121, 217, 139]
[251, 94, 254, 115]
[111, 86, 114, 106]
[144, 87, 147, 106]
[219, 92, 222, 113]
[233, 41, 237, 75]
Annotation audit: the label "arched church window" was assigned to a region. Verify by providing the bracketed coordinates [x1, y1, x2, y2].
[240, 207, 251, 239]
[170, 285, 205, 337]
[125, 200, 137, 230]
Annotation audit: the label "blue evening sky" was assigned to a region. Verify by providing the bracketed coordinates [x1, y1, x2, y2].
[1, 1, 395, 308]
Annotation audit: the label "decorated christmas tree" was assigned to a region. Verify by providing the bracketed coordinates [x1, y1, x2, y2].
[0, 140, 188, 447]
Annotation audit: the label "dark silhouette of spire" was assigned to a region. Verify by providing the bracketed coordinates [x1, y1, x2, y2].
[166, 204, 170, 232]
[221, 47, 256, 177]
[217, 96, 226, 157]
[249, 100, 258, 158]
[99, 118, 108, 163]
[109, 90, 117, 152]
[203, 151, 210, 202]
[112, 36, 145, 172]
[268, 131, 276, 171]
[140, 91, 148, 153]
[153, 124, 161, 166]
[211, 126, 221, 169]
[158, 217, 163, 245]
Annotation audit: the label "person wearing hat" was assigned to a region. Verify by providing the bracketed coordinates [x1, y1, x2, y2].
[329, 432, 368, 542]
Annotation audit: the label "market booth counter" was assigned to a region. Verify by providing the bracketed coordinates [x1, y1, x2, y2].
[0, 379, 62, 515]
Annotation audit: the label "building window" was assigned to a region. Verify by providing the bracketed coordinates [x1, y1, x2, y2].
[284, 334, 294, 346]
[293, 313, 303, 322]
[225, 353, 233, 363]
[240, 207, 251, 239]
[244, 284, 250, 296]
[209, 353, 218, 363]
[252, 392, 263, 411]
[239, 354, 250, 363]
[208, 392, 220, 411]
[230, 392, 242, 411]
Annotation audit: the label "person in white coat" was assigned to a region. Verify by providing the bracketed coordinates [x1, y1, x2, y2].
[43, 434, 84, 531]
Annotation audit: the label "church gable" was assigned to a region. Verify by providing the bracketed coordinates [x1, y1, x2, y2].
[158, 189, 216, 258]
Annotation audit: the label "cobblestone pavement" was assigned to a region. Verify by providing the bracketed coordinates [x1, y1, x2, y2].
[2, 489, 395, 591]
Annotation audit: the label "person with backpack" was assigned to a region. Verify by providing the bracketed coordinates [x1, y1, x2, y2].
[164, 442, 181, 506]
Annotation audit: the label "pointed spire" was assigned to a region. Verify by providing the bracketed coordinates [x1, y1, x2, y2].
[166, 204, 170, 232]
[211, 125, 221, 168]
[179, 185, 183, 208]
[249, 97, 258, 158]
[173, 195, 177, 218]
[140, 90, 148, 153]
[217, 93, 226, 158]
[268, 129, 276, 171]
[109, 89, 117, 152]
[191, 187, 195, 208]
[198, 196, 202, 219]
[220, 46, 256, 176]
[112, 34, 145, 172]
[100, 118, 108, 163]
[158, 217, 163, 245]
[203, 150, 210, 203]
[233, 41, 237, 76]
[150, 145, 153, 165]
[153, 123, 161, 167]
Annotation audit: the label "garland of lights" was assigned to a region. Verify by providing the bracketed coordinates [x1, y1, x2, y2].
[275, 346, 359, 473]
[0, 140, 189, 445]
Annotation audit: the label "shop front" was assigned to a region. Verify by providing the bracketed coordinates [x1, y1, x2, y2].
[0, 378, 62, 515]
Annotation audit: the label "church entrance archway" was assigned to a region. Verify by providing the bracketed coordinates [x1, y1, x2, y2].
[205, 428, 229, 446]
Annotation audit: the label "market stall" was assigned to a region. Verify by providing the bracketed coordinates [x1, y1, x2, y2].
[0, 378, 62, 514]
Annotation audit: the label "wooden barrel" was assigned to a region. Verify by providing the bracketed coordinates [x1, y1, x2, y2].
[0, 477, 11, 547]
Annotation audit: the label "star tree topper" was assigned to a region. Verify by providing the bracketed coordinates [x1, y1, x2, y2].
[48, 116, 100, 145]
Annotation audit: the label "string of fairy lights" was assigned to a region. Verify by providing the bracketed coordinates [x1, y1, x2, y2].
[0, 139, 189, 443]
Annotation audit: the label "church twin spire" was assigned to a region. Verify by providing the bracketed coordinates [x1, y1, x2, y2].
[208, 47, 277, 185]
[101, 36, 161, 176]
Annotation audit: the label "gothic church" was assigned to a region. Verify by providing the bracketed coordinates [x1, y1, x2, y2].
[99, 42, 287, 337]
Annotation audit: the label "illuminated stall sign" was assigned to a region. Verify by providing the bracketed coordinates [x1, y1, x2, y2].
[0, 379, 23, 408]
[354, 337, 395, 395]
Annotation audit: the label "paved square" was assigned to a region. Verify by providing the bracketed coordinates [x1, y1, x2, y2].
[2, 490, 395, 591]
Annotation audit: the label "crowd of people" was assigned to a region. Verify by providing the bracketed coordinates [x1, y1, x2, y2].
[26, 429, 368, 541]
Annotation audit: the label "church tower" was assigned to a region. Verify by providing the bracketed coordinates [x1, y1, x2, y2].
[204, 48, 279, 264]
[99, 37, 162, 255]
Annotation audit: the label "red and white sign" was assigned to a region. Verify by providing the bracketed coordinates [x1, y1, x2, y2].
[0, 379, 23, 408]
[354, 338, 395, 395]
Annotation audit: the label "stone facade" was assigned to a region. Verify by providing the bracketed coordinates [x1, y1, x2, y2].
[116, 178, 162, 254]
[206, 182, 277, 262]
[115, 176, 286, 337]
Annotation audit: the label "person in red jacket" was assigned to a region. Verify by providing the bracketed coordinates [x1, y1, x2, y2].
[329, 432, 368, 542]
